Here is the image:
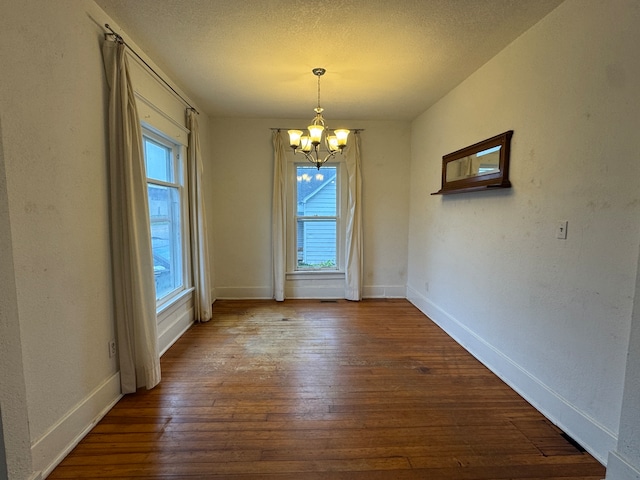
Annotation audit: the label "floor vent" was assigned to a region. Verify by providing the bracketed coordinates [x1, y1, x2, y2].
[320, 300, 338, 303]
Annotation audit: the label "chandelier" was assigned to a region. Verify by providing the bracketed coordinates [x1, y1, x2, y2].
[288, 68, 350, 170]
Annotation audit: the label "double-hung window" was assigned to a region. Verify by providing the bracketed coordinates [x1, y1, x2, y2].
[292, 164, 345, 272]
[143, 129, 186, 303]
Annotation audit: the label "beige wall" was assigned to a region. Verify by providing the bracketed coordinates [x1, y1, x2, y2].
[1, 2, 117, 475]
[208, 118, 411, 299]
[3, 0, 639, 479]
[0, 1, 209, 477]
[407, 0, 640, 468]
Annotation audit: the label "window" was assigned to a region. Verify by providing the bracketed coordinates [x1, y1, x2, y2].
[143, 129, 186, 302]
[294, 164, 341, 271]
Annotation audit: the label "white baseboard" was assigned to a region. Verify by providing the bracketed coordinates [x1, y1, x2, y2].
[31, 372, 122, 477]
[406, 285, 615, 466]
[606, 451, 640, 480]
[215, 285, 407, 300]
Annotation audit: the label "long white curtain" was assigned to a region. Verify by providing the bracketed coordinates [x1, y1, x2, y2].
[272, 130, 287, 301]
[345, 131, 363, 301]
[187, 110, 213, 321]
[102, 38, 161, 393]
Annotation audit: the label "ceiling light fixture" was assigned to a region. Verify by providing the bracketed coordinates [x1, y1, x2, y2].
[288, 68, 350, 170]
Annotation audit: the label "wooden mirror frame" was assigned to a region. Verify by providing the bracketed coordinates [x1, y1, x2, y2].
[432, 130, 513, 195]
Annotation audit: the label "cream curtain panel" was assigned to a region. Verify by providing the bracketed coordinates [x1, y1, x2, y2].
[272, 130, 287, 301]
[102, 38, 161, 393]
[187, 110, 213, 321]
[344, 131, 363, 301]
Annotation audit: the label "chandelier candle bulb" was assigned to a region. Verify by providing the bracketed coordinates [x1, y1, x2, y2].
[327, 135, 339, 152]
[335, 129, 350, 147]
[301, 136, 312, 152]
[288, 130, 303, 148]
[308, 124, 324, 144]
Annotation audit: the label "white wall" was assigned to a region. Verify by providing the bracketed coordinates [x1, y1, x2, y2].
[209, 118, 410, 299]
[0, 1, 209, 477]
[407, 0, 640, 467]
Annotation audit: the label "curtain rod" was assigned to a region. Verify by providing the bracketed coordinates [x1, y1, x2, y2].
[270, 128, 364, 133]
[104, 24, 199, 115]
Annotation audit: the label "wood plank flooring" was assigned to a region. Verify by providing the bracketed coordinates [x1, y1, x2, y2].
[48, 299, 606, 479]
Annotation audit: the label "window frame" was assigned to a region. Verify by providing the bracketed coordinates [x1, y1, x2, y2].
[286, 159, 347, 277]
[142, 126, 191, 308]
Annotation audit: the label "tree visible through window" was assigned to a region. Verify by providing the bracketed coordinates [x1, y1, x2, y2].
[143, 132, 184, 300]
[295, 165, 338, 270]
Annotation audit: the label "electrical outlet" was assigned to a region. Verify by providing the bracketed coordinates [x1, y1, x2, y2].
[556, 220, 568, 239]
[108, 340, 117, 358]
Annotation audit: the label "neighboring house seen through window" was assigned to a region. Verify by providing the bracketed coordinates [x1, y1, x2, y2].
[295, 165, 339, 271]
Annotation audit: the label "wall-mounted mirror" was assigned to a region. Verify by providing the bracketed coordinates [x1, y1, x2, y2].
[432, 130, 513, 195]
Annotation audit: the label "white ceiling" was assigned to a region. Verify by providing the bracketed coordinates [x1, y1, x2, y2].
[95, 0, 563, 121]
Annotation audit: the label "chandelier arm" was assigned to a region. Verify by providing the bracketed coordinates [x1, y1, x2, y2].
[300, 145, 322, 169]
[301, 151, 320, 169]
[297, 149, 339, 170]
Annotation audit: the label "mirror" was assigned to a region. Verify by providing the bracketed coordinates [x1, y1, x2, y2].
[433, 130, 513, 195]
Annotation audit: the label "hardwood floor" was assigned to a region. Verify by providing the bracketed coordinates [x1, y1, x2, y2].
[49, 299, 606, 479]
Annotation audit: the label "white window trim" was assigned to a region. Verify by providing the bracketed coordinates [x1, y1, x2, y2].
[142, 126, 192, 310]
[285, 158, 347, 278]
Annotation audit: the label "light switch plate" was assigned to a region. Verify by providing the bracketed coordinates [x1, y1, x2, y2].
[556, 220, 568, 239]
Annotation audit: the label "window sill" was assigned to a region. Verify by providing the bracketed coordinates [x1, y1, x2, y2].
[157, 287, 195, 316]
[286, 270, 345, 281]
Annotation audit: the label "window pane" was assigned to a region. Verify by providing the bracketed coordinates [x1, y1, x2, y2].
[296, 166, 336, 216]
[297, 219, 337, 269]
[148, 184, 182, 299]
[295, 164, 338, 271]
[144, 137, 172, 182]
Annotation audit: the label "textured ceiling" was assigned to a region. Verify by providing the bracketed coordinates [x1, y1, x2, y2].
[95, 0, 563, 120]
